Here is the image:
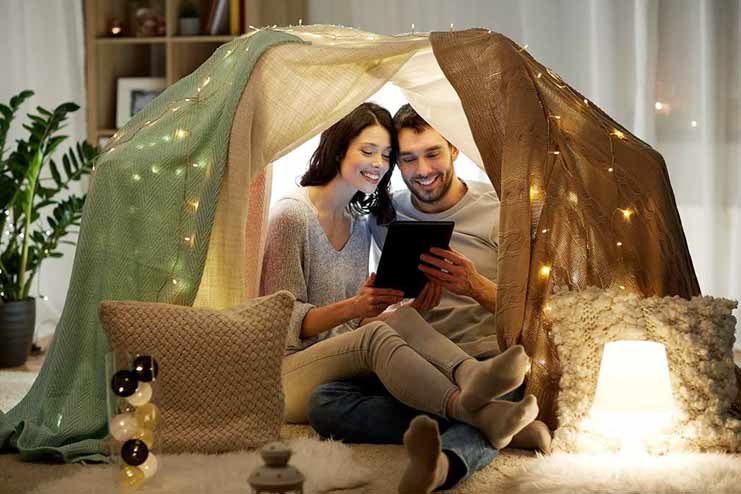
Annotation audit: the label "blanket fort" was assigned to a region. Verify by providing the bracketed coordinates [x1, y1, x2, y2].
[2, 25, 729, 463]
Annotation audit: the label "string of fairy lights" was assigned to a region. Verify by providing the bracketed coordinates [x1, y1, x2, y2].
[94, 32, 263, 302]
[91, 24, 689, 314]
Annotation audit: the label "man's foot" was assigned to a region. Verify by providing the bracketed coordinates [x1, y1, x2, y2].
[399, 416, 449, 494]
[451, 394, 539, 449]
[456, 345, 530, 411]
[509, 420, 552, 453]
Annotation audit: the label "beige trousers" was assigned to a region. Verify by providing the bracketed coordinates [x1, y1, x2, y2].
[282, 307, 474, 423]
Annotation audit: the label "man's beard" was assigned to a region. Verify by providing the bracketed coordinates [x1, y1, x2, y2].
[406, 166, 455, 205]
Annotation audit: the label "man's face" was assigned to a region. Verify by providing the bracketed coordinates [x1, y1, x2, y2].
[397, 126, 459, 205]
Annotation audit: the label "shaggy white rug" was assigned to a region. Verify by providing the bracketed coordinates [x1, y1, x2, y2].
[501, 452, 741, 494]
[0, 370, 37, 412]
[29, 437, 373, 494]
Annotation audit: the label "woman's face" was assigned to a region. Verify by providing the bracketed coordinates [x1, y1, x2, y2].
[338, 124, 392, 195]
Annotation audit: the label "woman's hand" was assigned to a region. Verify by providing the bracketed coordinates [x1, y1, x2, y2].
[353, 273, 405, 319]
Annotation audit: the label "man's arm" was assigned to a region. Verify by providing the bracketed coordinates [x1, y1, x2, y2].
[418, 247, 497, 315]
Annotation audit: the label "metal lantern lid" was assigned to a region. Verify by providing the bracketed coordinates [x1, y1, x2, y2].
[248, 442, 305, 493]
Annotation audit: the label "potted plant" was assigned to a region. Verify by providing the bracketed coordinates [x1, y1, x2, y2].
[0, 90, 96, 367]
[178, 0, 200, 36]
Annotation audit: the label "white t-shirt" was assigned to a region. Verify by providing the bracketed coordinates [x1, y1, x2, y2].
[370, 180, 500, 344]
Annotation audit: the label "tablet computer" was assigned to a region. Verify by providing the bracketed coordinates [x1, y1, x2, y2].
[374, 220, 455, 298]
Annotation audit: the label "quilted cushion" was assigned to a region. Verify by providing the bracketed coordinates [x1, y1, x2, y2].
[99, 290, 294, 453]
[546, 287, 740, 453]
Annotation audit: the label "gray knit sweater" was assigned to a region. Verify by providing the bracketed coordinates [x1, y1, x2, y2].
[260, 187, 370, 354]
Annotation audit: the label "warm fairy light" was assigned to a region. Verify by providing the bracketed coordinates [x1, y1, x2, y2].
[151, 165, 161, 174]
[188, 200, 199, 211]
[172, 279, 178, 285]
[171, 106, 181, 113]
[112, 26, 122, 35]
[549, 115, 561, 120]
[537, 72, 543, 78]
[608, 167, 614, 172]
[132, 173, 141, 182]
[542, 228, 548, 234]
[198, 77, 211, 93]
[224, 49, 233, 58]
[691, 120, 698, 127]
[583, 98, 589, 106]
[611, 130, 626, 140]
[617, 241, 623, 246]
[620, 208, 634, 220]
[619, 285, 626, 290]
[529, 185, 541, 201]
[539, 265, 552, 278]
[549, 151, 560, 155]
[654, 101, 664, 110]
[175, 129, 190, 140]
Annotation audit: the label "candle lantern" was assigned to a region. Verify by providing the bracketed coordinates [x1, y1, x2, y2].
[248, 442, 305, 494]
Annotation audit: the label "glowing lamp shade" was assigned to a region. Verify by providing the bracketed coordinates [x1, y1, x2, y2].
[590, 341, 675, 438]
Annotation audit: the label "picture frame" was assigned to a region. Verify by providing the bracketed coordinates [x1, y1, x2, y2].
[116, 77, 166, 129]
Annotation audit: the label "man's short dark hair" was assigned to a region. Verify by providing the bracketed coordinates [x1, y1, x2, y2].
[393, 104, 430, 133]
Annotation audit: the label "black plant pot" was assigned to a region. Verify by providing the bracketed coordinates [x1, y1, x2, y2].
[0, 298, 36, 368]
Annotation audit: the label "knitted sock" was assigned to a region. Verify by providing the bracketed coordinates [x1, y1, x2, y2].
[509, 420, 552, 453]
[398, 416, 449, 494]
[450, 394, 539, 449]
[456, 345, 530, 411]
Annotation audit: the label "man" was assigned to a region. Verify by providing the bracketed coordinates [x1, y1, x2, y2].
[305, 105, 550, 493]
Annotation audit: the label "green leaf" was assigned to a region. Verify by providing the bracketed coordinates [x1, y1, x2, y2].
[49, 161, 62, 185]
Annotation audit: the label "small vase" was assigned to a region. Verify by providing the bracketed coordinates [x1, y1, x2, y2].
[0, 298, 36, 368]
[179, 18, 200, 36]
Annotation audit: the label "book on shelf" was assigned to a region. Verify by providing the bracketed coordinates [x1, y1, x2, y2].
[230, 0, 241, 35]
[208, 0, 230, 35]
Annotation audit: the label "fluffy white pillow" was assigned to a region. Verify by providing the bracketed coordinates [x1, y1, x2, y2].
[546, 286, 740, 453]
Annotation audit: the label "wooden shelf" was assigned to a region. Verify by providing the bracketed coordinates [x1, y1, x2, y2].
[169, 35, 236, 43]
[96, 36, 236, 45]
[84, 0, 307, 145]
[96, 37, 167, 45]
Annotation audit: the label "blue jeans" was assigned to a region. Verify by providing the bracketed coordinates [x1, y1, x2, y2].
[306, 375, 522, 490]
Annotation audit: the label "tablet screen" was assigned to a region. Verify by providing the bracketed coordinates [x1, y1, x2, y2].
[374, 221, 455, 298]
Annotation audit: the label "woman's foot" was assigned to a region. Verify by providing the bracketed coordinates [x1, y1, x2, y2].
[399, 416, 449, 494]
[450, 394, 539, 449]
[509, 420, 552, 453]
[455, 345, 531, 411]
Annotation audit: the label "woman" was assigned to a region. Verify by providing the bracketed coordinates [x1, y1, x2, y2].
[260, 102, 537, 450]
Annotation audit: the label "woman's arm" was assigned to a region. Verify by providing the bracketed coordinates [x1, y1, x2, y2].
[302, 273, 404, 337]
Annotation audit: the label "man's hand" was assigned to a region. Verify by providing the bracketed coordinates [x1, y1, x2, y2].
[405, 281, 443, 313]
[353, 273, 405, 319]
[418, 247, 487, 299]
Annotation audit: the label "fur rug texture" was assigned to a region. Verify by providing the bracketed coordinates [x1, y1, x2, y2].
[29, 437, 373, 494]
[0, 370, 37, 412]
[500, 452, 741, 494]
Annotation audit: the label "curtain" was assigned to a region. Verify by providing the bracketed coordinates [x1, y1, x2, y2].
[0, 0, 86, 339]
[308, 0, 741, 347]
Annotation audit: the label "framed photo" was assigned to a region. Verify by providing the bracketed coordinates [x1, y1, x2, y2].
[116, 77, 166, 129]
